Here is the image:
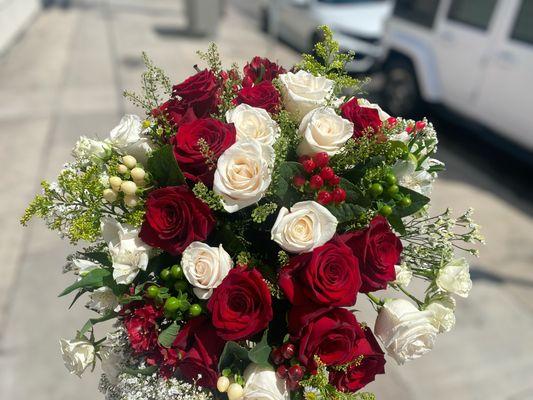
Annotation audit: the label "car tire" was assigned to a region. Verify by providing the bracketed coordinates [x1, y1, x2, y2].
[382, 58, 423, 118]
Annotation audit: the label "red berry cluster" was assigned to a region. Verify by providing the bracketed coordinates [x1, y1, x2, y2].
[271, 343, 304, 391]
[293, 152, 346, 206]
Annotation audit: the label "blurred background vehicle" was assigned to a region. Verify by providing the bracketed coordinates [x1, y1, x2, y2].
[260, 0, 393, 73]
[380, 0, 533, 153]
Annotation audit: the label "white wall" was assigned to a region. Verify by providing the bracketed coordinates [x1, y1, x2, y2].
[0, 0, 41, 55]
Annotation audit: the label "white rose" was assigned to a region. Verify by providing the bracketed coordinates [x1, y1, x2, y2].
[214, 139, 275, 213]
[108, 114, 154, 163]
[87, 287, 120, 313]
[271, 201, 337, 254]
[182, 242, 233, 300]
[357, 98, 391, 121]
[436, 258, 472, 298]
[279, 70, 334, 121]
[243, 363, 289, 400]
[296, 107, 353, 156]
[101, 217, 151, 285]
[59, 338, 95, 376]
[374, 298, 438, 365]
[72, 136, 111, 161]
[426, 300, 456, 333]
[226, 104, 280, 146]
[393, 263, 413, 287]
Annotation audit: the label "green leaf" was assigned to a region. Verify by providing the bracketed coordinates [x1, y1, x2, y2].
[248, 330, 271, 365]
[158, 322, 180, 348]
[122, 365, 158, 376]
[387, 213, 406, 235]
[271, 162, 303, 206]
[59, 269, 112, 297]
[147, 144, 185, 186]
[218, 341, 250, 372]
[326, 202, 365, 224]
[68, 289, 87, 309]
[395, 186, 430, 217]
[78, 311, 118, 337]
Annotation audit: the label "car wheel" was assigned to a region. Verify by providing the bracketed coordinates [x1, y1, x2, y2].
[382, 59, 423, 118]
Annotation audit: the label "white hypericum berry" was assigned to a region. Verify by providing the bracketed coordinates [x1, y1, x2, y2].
[109, 176, 122, 191]
[216, 376, 230, 393]
[117, 164, 128, 174]
[120, 181, 137, 196]
[124, 194, 138, 208]
[227, 383, 244, 400]
[122, 155, 137, 169]
[130, 167, 146, 182]
[103, 189, 118, 203]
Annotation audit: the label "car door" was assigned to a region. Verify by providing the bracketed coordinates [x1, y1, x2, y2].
[433, 0, 500, 111]
[473, 0, 533, 151]
[276, 0, 315, 50]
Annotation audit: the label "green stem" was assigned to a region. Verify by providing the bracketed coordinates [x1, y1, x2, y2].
[366, 293, 384, 307]
[396, 285, 424, 307]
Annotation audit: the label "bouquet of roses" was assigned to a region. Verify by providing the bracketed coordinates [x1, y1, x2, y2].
[22, 27, 483, 400]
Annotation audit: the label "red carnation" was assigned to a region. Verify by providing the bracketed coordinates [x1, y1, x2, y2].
[139, 186, 215, 255]
[341, 216, 402, 293]
[235, 81, 280, 113]
[123, 303, 162, 353]
[278, 236, 362, 307]
[341, 98, 382, 138]
[330, 326, 386, 392]
[170, 117, 236, 186]
[243, 56, 286, 85]
[208, 267, 273, 341]
[172, 69, 220, 118]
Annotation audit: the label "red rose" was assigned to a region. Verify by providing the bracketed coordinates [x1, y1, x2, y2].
[208, 267, 273, 341]
[341, 216, 402, 293]
[153, 99, 198, 129]
[330, 326, 386, 392]
[340, 98, 382, 138]
[139, 186, 215, 255]
[235, 81, 280, 113]
[123, 303, 162, 353]
[278, 236, 362, 307]
[174, 316, 225, 388]
[171, 118, 236, 185]
[172, 69, 220, 117]
[243, 56, 286, 86]
[288, 306, 365, 370]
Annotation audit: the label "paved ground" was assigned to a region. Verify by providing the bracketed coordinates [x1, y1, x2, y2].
[0, 1, 532, 399]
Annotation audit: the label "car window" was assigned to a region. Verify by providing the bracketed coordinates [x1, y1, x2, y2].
[511, 0, 533, 45]
[393, 0, 440, 28]
[447, 0, 497, 30]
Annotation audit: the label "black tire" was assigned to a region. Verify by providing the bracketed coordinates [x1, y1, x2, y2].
[382, 58, 423, 118]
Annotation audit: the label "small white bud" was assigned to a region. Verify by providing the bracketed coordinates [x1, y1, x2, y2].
[122, 155, 137, 169]
[123, 194, 138, 208]
[216, 376, 230, 393]
[109, 176, 122, 191]
[227, 383, 244, 400]
[130, 167, 146, 182]
[117, 164, 128, 174]
[103, 189, 118, 203]
[120, 181, 137, 196]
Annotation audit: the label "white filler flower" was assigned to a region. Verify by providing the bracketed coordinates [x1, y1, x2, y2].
[182, 242, 233, 300]
[375, 298, 438, 365]
[297, 107, 353, 156]
[59, 338, 95, 376]
[214, 139, 275, 213]
[243, 363, 289, 400]
[87, 287, 120, 313]
[279, 70, 334, 121]
[271, 201, 338, 254]
[226, 103, 280, 146]
[436, 258, 472, 298]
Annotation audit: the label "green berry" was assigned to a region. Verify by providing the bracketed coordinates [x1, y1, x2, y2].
[146, 285, 159, 299]
[160, 268, 171, 281]
[379, 205, 393, 217]
[386, 184, 399, 197]
[384, 173, 397, 185]
[369, 183, 383, 197]
[174, 280, 188, 292]
[399, 196, 412, 208]
[170, 264, 184, 280]
[164, 297, 180, 313]
[189, 304, 202, 317]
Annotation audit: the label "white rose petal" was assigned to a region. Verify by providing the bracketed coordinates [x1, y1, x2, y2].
[214, 139, 275, 213]
[226, 104, 280, 146]
[108, 114, 154, 163]
[72, 136, 111, 161]
[271, 201, 338, 254]
[426, 300, 456, 333]
[296, 107, 353, 156]
[393, 263, 413, 287]
[182, 242, 233, 300]
[357, 98, 391, 122]
[59, 338, 95, 377]
[279, 70, 334, 121]
[375, 298, 438, 365]
[72, 259, 101, 279]
[87, 287, 120, 313]
[243, 363, 289, 400]
[436, 258, 472, 298]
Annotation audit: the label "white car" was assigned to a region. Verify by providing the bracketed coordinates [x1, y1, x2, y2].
[380, 0, 533, 151]
[261, 0, 393, 73]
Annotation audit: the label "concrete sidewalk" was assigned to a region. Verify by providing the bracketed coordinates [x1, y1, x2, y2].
[0, 1, 532, 399]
